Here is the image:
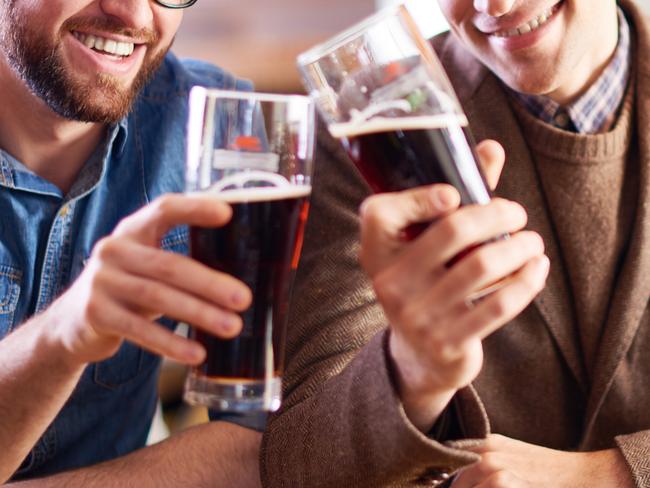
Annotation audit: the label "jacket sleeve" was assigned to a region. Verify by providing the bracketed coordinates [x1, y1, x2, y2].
[260, 128, 489, 487]
[615, 430, 650, 486]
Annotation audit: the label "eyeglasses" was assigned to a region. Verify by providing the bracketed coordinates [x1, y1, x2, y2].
[154, 0, 198, 9]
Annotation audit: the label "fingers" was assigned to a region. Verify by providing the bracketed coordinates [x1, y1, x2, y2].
[97, 267, 244, 340]
[475, 139, 505, 191]
[360, 184, 461, 275]
[372, 200, 528, 306]
[89, 295, 206, 365]
[93, 238, 252, 312]
[427, 231, 545, 313]
[448, 254, 549, 345]
[113, 193, 233, 245]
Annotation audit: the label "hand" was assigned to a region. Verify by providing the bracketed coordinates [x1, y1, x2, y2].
[451, 434, 635, 488]
[358, 140, 549, 430]
[48, 193, 252, 366]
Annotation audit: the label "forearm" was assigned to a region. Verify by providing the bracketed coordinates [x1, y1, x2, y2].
[8, 422, 262, 488]
[0, 306, 85, 482]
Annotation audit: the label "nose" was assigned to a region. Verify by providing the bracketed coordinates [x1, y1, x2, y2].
[99, 0, 154, 29]
[473, 0, 517, 17]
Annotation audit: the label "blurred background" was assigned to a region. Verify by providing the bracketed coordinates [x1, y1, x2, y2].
[172, 0, 450, 93]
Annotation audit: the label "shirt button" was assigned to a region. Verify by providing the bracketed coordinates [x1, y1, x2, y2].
[59, 206, 69, 217]
[554, 112, 571, 128]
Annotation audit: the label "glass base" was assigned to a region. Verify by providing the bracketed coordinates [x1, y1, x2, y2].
[183, 371, 281, 412]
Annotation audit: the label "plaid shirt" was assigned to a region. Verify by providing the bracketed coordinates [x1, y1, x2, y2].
[510, 8, 631, 134]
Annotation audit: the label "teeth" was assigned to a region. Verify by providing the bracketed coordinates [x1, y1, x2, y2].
[493, 4, 559, 38]
[73, 31, 135, 57]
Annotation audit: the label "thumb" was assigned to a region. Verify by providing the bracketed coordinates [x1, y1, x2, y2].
[359, 184, 460, 274]
[113, 193, 233, 245]
[476, 139, 505, 191]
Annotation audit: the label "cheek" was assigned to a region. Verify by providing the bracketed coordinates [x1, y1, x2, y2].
[156, 12, 183, 47]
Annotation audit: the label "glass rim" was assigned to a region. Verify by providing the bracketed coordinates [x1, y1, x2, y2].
[296, 4, 410, 67]
[191, 87, 313, 106]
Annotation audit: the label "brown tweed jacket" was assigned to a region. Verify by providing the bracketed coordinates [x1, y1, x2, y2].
[261, 1, 650, 486]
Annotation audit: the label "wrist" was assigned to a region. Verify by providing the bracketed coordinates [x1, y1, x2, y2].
[388, 331, 458, 432]
[36, 299, 94, 371]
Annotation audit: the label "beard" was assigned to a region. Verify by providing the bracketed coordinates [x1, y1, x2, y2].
[1, 9, 170, 124]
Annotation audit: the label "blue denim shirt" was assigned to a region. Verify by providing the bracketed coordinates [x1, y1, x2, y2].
[1, 52, 251, 479]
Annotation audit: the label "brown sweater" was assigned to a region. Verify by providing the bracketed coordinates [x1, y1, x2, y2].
[261, 1, 650, 486]
[513, 84, 638, 379]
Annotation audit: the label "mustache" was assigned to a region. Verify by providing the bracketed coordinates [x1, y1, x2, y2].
[62, 17, 159, 44]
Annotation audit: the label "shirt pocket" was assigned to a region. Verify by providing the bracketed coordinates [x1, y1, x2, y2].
[92, 228, 187, 389]
[0, 264, 22, 336]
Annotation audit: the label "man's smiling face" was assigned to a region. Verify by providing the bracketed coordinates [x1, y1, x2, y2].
[437, 0, 619, 103]
[0, 0, 183, 123]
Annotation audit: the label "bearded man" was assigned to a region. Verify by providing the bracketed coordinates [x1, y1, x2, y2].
[0, 0, 260, 485]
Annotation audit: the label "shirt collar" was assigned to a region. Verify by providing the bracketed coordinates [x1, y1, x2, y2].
[0, 117, 129, 197]
[510, 7, 631, 134]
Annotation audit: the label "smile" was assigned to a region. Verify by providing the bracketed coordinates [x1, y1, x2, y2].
[492, 2, 563, 38]
[72, 31, 135, 57]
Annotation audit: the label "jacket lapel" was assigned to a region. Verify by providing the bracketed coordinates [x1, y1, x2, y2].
[438, 35, 589, 390]
[581, 0, 650, 442]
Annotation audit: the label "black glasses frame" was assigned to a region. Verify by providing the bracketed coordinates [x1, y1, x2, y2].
[154, 0, 198, 9]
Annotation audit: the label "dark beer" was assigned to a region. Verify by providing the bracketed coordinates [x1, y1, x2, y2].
[331, 115, 492, 242]
[189, 186, 310, 382]
[332, 115, 490, 203]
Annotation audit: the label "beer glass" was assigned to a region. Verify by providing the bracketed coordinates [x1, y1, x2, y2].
[297, 5, 492, 237]
[183, 88, 315, 412]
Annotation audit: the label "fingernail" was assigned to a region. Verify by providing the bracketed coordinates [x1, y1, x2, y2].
[187, 344, 205, 363]
[231, 290, 249, 308]
[221, 315, 242, 335]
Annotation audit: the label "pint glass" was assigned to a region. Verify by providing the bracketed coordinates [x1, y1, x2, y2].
[297, 5, 492, 239]
[183, 88, 315, 412]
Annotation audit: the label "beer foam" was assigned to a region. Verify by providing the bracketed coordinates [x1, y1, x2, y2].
[329, 113, 468, 138]
[202, 185, 312, 203]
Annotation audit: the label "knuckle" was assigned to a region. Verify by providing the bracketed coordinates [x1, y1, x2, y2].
[437, 215, 465, 244]
[373, 271, 404, 309]
[489, 470, 514, 487]
[520, 231, 544, 255]
[195, 305, 221, 328]
[139, 283, 164, 307]
[360, 196, 384, 221]
[486, 296, 510, 320]
[480, 452, 501, 472]
[470, 252, 495, 277]
[153, 194, 176, 213]
[152, 252, 176, 281]
[82, 296, 103, 326]
[93, 238, 118, 261]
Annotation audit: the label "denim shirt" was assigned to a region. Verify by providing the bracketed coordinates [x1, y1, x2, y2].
[1, 52, 251, 479]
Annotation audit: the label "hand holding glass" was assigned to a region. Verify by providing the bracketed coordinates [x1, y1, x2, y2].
[297, 5, 492, 240]
[183, 89, 315, 412]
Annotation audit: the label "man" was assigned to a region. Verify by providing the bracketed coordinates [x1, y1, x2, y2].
[261, 0, 649, 486]
[0, 0, 261, 485]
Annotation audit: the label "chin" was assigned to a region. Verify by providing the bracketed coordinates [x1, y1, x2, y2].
[498, 69, 561, 97]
